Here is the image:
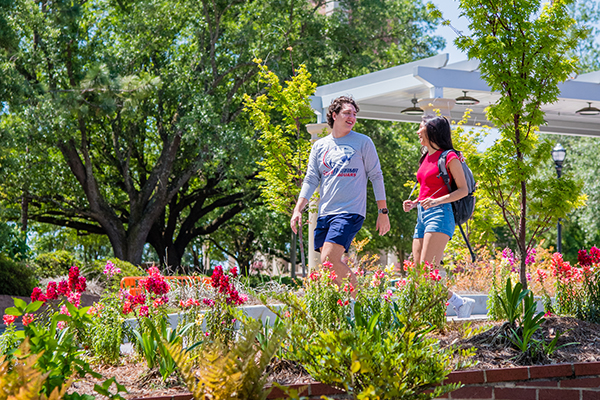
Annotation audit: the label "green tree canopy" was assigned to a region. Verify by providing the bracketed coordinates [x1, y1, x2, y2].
[1, 0, 443, 268]
[446, 0, 586, 287]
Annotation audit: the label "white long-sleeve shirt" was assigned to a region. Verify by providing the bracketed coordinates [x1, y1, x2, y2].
[299, 131, 386, 217]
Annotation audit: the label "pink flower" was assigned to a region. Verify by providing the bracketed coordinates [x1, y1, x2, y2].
[428, 269, 442, 282]
[103, 260, 122, 277]
[139, 306, 149, 317]
[328, 271, 337, 282]
[535, 269, 547, 283]
[395, 279, 408, 288]
[67, 292, 81, 307]
[60, 305, 71, 316]
[57, 321, 67, 330]
[309, 271, 321, 281]
[22, 313, 34, 326]
[383, 289, 393, 302]
[590, 246, 600, 264]
[403, 260, 414, 271]
[578, 249, 592, 267]
[3, 314, 16, 325]
[203, 298, 215, 307]
[75, 276, 87, 293]
[323, 261, 333, 269]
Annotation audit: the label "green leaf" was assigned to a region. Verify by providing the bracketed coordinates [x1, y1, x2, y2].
[4, 307, 22, 316]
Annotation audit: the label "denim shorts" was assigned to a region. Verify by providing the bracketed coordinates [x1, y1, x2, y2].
[413, 203, 455, 239]
[314, 213, 365, 253]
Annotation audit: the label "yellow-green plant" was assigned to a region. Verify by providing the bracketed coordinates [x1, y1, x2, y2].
[166, 319, 285, 400]
[243, 59, 317, 272]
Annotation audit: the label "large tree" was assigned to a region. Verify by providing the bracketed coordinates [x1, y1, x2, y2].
[448, 0, 586, 288]
[1, 0, 443, 267]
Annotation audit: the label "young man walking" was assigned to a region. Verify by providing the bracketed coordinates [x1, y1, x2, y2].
[290, 96, 390, 291]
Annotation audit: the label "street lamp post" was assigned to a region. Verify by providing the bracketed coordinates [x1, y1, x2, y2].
[551, 143, 567, 253]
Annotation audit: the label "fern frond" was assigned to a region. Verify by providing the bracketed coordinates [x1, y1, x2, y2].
[0, 340, 73, 400]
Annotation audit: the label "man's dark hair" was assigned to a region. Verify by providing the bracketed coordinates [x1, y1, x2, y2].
[419, 116, 454, 164]
[326, 96, 360, 128]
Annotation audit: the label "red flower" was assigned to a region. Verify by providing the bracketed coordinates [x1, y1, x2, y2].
[75, 276, 87, 293]
[578, 249, 592, 267]
[45, 281, 59, 300]
[591, 246, 600, 264]
[22, 313, 34, 326]
[57, 280, 70, 296]
[3, 314, 16, 325]
[31, 287, 46, 303]
[323, 261, 333, 269]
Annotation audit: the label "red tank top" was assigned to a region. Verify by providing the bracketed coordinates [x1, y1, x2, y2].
[416, 150, 458, 201]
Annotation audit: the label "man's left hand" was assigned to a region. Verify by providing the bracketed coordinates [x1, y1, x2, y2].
[376, 214, 390, 236]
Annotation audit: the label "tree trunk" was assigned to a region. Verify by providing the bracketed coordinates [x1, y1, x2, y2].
[21, 191, 28, 233]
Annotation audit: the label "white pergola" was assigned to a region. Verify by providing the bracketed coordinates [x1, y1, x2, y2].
[310, 53, 600, 137]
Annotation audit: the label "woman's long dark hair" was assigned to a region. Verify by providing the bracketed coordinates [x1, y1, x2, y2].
[419, 116, 454, 165]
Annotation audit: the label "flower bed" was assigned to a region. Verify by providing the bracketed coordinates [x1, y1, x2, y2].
[2, 246, 600, 400]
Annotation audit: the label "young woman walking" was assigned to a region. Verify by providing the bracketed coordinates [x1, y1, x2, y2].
[402, 116, 475, 318]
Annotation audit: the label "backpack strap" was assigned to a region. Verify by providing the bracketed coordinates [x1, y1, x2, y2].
[437, 149, 455, 192]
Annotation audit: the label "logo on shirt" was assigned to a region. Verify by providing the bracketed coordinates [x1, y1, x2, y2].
[322, 145, 356, 176]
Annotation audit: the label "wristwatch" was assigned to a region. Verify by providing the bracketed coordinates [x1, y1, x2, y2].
[378, 208, 389, 214]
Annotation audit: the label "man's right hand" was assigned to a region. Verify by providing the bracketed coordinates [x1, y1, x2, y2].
[290, 210, 302, 234]
[290, 197, 309, 234]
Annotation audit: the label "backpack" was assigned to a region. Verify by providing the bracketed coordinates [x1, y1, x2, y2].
[437, 149, 476, 225]
[437, 149, 477, 262]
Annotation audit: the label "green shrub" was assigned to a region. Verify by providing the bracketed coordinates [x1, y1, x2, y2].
[0, 255, 38, 296]
[33, 250, 82, 279]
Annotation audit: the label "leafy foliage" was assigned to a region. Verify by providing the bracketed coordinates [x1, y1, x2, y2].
[439, 0, 587, 287]
[0, 0, 443, 268]
[0, 255, 38, 296]
[261, 262, 454, 399]
[0, 221, 29, 261]
[244, 61, 315, 216]
[167, 319, 285, 400]
[133, 318, 193, 381]
[0, 340, 73, 400]
[33, 251, 82, 279]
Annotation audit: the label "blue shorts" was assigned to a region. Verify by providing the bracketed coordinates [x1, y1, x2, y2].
[314, 214, 365, 253]
[413, 203, 455, 239]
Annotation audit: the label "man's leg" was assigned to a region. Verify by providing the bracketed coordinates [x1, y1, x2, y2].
[321, 241, 358, 293]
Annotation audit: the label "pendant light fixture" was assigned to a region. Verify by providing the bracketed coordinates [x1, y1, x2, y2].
[400, 97, 424, 116]
[455, 91, 480, 106]
[575, 102, 600, 116]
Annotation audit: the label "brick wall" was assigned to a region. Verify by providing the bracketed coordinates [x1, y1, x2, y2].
[132, 362, 600, 400]
[437, 361, 600, 400]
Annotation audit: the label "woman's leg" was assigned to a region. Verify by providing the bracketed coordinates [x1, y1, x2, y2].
[412, 238, 423, 265]
[419, 232, 450, 265]
[419, 232, 474, 317]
